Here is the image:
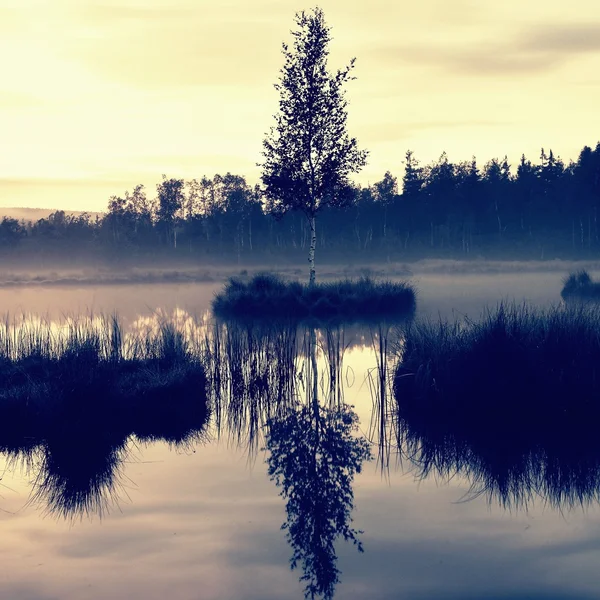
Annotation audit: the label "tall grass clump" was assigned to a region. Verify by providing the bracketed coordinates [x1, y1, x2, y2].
[212, 273, 416, 320]
[395, 302, 600, 437]
[0, 313, 211, 518]
[561, 269, 600, 302]
[0, 314, 208, 444]
[393, 302, 600, 508]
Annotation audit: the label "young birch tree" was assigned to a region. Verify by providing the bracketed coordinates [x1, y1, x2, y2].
[261, 7, 368, 285]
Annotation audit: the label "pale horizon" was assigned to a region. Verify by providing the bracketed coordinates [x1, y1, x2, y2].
[2, 0, 599, 211]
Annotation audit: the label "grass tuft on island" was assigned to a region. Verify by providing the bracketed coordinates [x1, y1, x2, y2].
[394, 302, 600, 437]
[561, 269, 600, 302]
[212, 273, 417, 320]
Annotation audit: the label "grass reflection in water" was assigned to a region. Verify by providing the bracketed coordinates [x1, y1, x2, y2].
[208, 317, 384, 600]
[392, 301, 600, 510]
[0, 312, 210, 519]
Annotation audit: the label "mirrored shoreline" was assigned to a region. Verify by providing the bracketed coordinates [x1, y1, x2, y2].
[3, 307, 600, 599]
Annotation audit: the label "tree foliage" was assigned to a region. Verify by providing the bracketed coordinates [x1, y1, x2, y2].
[261, 7, 368, 220]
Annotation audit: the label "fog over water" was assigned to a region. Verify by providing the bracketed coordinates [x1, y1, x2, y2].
[1, 261, 600, 600]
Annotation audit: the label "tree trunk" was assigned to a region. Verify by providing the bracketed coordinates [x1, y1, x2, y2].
[308, 215, 317, 286]
[495, 200, 502, 238]
[310, 327, 319, 410]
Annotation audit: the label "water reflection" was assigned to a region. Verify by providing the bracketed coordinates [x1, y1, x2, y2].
[0, 311, 387, 598]
[208, 319, 298, 455]
[266, 400, 370, 600]
[391, 361, 600, 511]
[0, 389, 210, 519]
[393, 406, 600, 510]
[28, 431, 130, 519]
[208, 318, 383, 453]
[209, 319, 378, 599]
[13, 307, 600, 597]
[364, 322, 401, 473]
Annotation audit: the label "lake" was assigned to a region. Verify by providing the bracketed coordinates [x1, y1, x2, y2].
[1, 263, 599, 600]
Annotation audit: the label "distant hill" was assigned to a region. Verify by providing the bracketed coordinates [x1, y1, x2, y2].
[0, 207, 103, 222]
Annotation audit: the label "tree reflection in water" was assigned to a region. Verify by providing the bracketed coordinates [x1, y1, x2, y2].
[266, 399, 370, 600]
[211, 319, 374, 599]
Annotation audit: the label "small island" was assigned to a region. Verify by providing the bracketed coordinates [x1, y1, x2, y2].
[212, 272, 416, 320]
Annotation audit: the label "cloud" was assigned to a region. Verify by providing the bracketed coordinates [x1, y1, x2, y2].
[524, 23, 600, 54]
[373, 42, 556, 77]
[78, 4, 195, 23]
[362, 120, 508, 144]
[373, 22, 600, 77]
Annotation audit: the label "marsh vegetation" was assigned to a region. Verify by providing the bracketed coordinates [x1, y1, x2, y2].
[0, 314, 210, 519]
[388, 301, 600, 508]
[0, 315, 208, 459]
[212, 273, 416, 320]
[395, 301, 600, 422]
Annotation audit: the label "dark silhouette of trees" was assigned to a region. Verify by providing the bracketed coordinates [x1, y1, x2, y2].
[373, 171, 397, 252]
[156, 175, 185, 248]
[104, 184, 155, 252]
[0, 217, 26, 248]
[2, 140, 600, 263]
[260, 7, 368, 284]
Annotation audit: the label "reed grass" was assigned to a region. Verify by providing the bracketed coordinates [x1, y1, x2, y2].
[0, 314, 208, 443]
[212, 273, 417, 320]
[392, 301, 600, 507]
[0, 313, 210, 518]
[394, 301, 600, 442]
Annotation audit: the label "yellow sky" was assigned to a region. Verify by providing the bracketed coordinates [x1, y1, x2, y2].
[1, 0, 599, 211]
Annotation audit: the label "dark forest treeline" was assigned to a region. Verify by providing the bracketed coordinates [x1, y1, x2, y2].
[2, 143, 600, 264]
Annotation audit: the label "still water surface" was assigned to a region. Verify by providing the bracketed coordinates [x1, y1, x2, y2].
[1, 268, 599, 600]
